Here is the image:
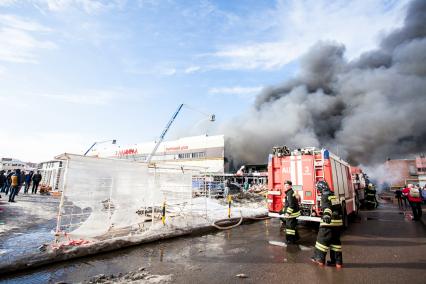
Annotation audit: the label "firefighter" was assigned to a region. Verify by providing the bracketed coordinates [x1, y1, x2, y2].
[282, 180, 300, 244]
[365, 183, 378, 209]
[311, 180, 343, 268]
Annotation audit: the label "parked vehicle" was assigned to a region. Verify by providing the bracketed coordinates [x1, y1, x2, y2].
[267, 146, 359, 228]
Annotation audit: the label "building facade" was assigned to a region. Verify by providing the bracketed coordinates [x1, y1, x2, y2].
[88, 134, 225, 174]
[416, 154, 426, 187]
[0, 157, 37, 172]
[384, 158, 419, 189]
[38, 160, 64, 191]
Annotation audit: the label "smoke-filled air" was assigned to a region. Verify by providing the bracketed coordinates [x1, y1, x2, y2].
[223, 0, 426, 169]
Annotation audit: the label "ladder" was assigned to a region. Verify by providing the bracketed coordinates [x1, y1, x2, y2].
[314, 149, 325, 182]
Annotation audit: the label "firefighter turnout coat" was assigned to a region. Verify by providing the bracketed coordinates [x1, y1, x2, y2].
[313, 192, 344, 265]
[283, 188, 300, 218]
[320, 194, 343, 227]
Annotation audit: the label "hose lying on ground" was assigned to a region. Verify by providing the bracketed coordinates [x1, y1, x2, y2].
[212, 216, 244, 230]
[212, 214, 270, 230]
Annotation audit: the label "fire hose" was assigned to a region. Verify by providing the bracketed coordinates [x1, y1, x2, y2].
[212, 195, 270, 230]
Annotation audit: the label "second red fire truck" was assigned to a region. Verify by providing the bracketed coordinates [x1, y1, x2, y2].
[267, 146, 360, 227]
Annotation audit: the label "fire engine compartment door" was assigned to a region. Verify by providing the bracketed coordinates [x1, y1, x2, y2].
[287, 155, 315, 203]
[330, 158, 350, 199]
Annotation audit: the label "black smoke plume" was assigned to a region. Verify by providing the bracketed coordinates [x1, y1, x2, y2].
[223, 0, 426, 168]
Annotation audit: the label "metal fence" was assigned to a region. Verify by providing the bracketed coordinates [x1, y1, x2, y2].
[55, 154, 228, 243]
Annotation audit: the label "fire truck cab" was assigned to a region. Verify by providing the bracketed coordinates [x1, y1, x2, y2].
[267, 146, 357, 227]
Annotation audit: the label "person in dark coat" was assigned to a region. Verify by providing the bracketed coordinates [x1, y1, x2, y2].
[31, 171, 42, 194]
[16, 170, 26, 195]
[5, 170, 13, 195]
[311, 181, 344, 268]
[282, 180, 301, 244]
[24, 171, 33, 194]
[0, 170, 5, 198]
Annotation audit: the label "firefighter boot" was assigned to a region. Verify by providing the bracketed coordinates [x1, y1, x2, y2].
[335, 251, 343, 268]
[311, 249, 326, 266]
[285, 234, 295, 244]
[327, 250, 337, 267]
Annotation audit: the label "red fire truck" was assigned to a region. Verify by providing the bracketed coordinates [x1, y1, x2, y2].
[267, 146, 358, 227]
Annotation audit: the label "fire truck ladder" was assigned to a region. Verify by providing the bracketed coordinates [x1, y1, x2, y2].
[314, 149, 325, 182]
[313, 149, 325, 213]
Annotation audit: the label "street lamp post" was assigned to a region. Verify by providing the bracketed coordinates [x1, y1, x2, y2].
[84, 139, 117, 156]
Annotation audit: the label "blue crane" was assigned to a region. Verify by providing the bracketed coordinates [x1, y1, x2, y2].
[146, 104, 215, 164]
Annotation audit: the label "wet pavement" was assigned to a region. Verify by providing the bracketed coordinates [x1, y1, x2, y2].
[1, 202, 425, 283]
[0, 195, 59, 264]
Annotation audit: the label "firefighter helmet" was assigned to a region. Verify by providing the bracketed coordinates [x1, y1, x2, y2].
[316, 180, 330, 194]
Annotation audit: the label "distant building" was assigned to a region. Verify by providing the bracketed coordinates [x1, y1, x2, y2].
[384, 158, 418, 189]
[416, 154, 426, 187]
[89, 134, 225, 174]
[0, 157, 37, 172]
[38, 160, 64, 191]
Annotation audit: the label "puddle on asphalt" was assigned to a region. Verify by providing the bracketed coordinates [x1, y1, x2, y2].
[0, 229, 54, 264]
[2, 219, 316, 283]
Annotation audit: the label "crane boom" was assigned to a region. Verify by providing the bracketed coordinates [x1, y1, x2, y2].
[146, 103, 184, 164]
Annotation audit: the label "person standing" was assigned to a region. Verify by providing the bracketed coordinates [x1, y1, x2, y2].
[421, 185, 426, 205]
[282, 180, 300, 244]
[0, 170, 5, 197]
[24, 171, 33, 194]
[404, 184, 423, 221]
[311, 181, 343, 268]
[402, 185, 410, 210]
[365, 183, 378, 209]
[8, 169, 20, 202]
[394, 188, 403, 210]
[5, 170, 13, 195]
[16, 170, 26, 196]
[31, 171, 42, 194]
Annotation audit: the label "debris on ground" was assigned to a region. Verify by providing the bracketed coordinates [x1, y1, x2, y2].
[86, 267, 172, 284]
[248, 184, 267, 194]
[235, 273, 248, 278]
[231, 192, 266, 207]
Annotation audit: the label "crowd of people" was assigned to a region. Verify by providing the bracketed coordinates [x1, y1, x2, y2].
[394, 184, 425, 221]
[0, 169, 43, 202]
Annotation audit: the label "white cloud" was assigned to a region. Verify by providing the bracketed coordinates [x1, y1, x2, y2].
[208, 0, 408, 71]
[42, 0, 126, 14]
[0, 14, 56, 63]
[184, 66, 201, 74]
[209, 86, 263, 98]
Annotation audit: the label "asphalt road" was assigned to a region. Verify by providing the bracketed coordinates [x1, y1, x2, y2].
[2, 202, 425, 284]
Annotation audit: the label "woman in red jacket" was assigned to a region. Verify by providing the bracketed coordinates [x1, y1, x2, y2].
[402, 184, 423, 221]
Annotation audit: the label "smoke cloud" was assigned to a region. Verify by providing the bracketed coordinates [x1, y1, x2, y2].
[223, 0, 426, 169]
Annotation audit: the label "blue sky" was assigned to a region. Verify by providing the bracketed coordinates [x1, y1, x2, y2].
[0, 0, 409, 162]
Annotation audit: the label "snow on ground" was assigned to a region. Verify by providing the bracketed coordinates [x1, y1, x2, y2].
[0, 192, 268, 273]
